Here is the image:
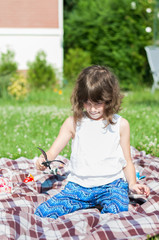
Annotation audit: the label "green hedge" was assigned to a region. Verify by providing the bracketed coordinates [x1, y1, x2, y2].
[64, 48, 91, 84]
[64, 0, 154, 89]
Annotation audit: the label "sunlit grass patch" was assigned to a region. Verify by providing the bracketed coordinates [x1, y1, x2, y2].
[0, 87, 158, 159]
[0, 105, 71, 159]
[121, 90, 159, 157]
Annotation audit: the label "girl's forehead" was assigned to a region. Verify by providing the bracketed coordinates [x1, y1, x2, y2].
[86, 99, 104, 104]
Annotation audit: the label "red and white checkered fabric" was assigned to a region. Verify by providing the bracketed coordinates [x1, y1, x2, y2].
[0, 147, 159, 240]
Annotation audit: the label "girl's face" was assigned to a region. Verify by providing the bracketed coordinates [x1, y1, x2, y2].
[83, 100, 105, 120]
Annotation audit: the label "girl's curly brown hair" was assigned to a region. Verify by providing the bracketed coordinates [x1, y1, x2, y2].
[71, 65, 123, 125]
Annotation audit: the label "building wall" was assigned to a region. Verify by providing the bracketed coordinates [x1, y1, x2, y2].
[0, 0, 59, 28]
[0, 0, 63, 75]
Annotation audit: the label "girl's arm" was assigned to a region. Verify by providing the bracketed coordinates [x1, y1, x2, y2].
[36, 116, 75, 170]
[120, 118, 150, 197]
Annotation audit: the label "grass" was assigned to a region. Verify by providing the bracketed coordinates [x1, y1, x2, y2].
[0, 87, 73, 159]
[0, 87, 159, 160]
[121, 89, 159, 157]
[0, 86, 159, 240]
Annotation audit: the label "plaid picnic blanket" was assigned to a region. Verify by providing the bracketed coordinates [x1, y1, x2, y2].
[0, 147, 159, 240]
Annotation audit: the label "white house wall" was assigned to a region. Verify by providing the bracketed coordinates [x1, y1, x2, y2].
[0, 0, 63, 76]
[0, 28, 63, 72]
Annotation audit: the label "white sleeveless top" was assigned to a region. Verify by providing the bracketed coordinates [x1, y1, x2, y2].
[67, 114, 126, 188]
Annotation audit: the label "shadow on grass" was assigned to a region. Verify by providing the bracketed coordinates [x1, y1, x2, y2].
[132, 99, 159, 107]
[123, 89, 159, 108]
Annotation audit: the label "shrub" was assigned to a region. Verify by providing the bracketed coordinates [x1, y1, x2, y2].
[27, 51, 57, 88]
[64, 0, 154, 89]
[8, 74, 29, 100]
[0, 49, 18, 97]
[0, 49, 18, 76]
[64, 48, 91, 84]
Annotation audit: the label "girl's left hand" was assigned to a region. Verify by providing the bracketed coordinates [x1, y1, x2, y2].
[129, 184, 150, 198]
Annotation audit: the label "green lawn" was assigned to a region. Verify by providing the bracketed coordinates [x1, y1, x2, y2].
[121, 89, 159, 157]
[0, 87, 158, 160]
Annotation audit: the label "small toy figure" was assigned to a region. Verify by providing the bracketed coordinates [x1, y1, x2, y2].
[136, 172, 146, 180]
[23, 174, 34, 183]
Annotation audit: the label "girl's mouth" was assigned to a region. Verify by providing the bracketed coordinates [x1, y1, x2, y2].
[90, 112, 98, 115]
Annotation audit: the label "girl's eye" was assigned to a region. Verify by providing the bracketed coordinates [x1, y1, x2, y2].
[94, 103, 100, 107]
[96, 102, 103, 106]
[105, 100, 111, 104]
[86, 102, 91, 106]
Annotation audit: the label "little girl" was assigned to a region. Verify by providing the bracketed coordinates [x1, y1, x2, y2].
[35, 65, 150, 219]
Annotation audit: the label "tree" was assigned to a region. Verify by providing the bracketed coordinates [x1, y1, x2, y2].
[64, 0, 154, 89]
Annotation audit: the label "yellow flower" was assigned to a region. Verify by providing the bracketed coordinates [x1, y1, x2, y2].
[58, 90, 62, 95]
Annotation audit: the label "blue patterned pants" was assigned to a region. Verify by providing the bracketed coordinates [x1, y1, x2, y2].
[34, 178, 129, 219]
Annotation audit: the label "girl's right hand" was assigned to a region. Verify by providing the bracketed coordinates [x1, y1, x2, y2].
[36, 155, 47, 171]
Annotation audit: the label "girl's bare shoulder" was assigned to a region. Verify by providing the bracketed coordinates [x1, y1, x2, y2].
[120, 117, 130, 132]
[63, 116, 76, 137]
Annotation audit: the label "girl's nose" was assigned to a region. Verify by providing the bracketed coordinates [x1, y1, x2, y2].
[90, 105, 96, 111]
